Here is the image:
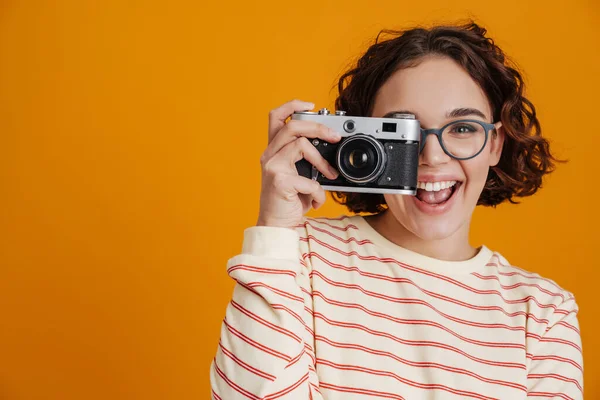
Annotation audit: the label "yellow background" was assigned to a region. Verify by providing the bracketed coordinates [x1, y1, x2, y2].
[1, 1, 598, 399]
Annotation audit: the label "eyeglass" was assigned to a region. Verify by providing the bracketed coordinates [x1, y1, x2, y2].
[419, 119, 499, 160]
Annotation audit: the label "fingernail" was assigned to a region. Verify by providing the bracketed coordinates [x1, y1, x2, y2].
[329, 165, 339, 178]
[330, 130, 341, 140]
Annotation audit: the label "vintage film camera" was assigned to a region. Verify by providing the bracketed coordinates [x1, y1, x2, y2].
[293, 108, 421, 195]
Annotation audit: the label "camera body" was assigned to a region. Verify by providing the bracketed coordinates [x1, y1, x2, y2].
[293, 108, 421, 195]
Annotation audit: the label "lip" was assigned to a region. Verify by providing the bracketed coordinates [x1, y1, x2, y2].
[417, 174, 464, 183]
[412, 181, 463, 216]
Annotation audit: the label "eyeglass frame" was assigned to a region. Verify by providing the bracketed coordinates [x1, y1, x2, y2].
[419, 119, 501, 161]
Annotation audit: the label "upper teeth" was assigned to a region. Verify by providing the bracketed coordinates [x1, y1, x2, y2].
[417, 180, 457, 192]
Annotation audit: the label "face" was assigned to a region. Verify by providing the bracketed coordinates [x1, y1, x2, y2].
[371, 56, 504, 241]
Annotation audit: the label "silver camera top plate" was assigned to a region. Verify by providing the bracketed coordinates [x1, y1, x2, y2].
[292, 109, 421, 142]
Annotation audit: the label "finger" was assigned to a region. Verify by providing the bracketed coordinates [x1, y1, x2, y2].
[270, 136, 339, 180]
[310, 185, 326, 209]
[288, 176, 326, 210]
[262, 120, 341, 162]
[268, 99, 314, 143]
[287, 174, 322, 196]
[298, 190, 327, 212]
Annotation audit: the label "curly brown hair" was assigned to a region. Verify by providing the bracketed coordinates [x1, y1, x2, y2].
[332, 21, 561, 214]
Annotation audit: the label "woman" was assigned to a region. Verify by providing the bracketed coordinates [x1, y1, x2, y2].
[210, 22, 583, 399]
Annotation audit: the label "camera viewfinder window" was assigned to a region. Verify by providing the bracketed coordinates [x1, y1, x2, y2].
[382, 122, 397, 133]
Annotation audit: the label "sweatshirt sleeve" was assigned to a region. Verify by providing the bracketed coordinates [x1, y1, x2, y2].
[526, 297, 583, 399]
[210, 223, 322, 400]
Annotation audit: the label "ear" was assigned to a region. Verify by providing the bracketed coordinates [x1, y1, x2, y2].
[488, 121, 504, 167]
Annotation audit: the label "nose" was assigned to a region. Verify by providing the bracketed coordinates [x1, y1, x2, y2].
[419, 132, 451, 166]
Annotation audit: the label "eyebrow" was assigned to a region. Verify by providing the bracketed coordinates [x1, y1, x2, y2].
[382, 107, 488, 120]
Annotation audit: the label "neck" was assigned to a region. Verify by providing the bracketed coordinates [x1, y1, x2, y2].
[365, 210, 477, 261]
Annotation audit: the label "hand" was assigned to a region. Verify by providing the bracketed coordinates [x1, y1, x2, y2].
[256, 100, 341, 229]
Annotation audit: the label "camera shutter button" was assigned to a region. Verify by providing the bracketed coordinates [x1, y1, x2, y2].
[343, 120, 356, 133]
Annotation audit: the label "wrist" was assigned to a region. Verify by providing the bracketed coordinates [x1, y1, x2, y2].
[256, 215, 298, 229]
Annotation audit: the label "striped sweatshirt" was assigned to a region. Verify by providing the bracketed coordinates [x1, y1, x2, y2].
[210, 215, 583, 399]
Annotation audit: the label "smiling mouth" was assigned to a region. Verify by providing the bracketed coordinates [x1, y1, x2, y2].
[415, 180, 462, 205]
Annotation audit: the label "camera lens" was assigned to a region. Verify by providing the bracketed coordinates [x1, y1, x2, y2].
[343, 120, 356, 133]
[337, 135, 386, 184]
[348, 149, 369, 169]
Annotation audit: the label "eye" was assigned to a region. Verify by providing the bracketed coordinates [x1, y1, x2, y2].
[450, 124, 477, 134]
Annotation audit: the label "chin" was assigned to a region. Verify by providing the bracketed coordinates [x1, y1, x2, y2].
[407, 219, 463, 241]
[384, 191, 469, 243]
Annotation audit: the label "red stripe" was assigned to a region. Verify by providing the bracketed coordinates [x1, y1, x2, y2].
[490, 256, 567, 289]
[246, 281, 304, 302]
[299, 258, 308, 269]
[234, 280, 264, 300]
[276, 303, 314, 337]
[319, 382, 405, 400]
[555, 320, 581, 335]
[310, 247, 559, 315]
[233, 282, 312, 332]
[264, 373, 309, 400]
[312, 270, 532, 331]
[493, 269, 571, 294]
[308, 251, 557, 323]
[308, 218, 571, 305]
[297, 218, 359, 231]
[549, 307, 575, 317]
[211, 389, 223, 400]
[315, 335, 526, 391]
[306, 223, 373, 245]
[314, 312, 525, 370]
[526, 354, 582, 371]
[318, 359, 497, 400]
[303, 235, 566, 312]
[528, 391, 574, 400]
[485, 257, 573, 296]
[526, 333, 582, 353]
[213, 360, 259, 400]
[285, 348, 305, 369]
[234, 282, 311, 339]
[218, 341, 276, 381]
[472, 272, 568, 301]
[233, 283, 308, 330]
[223, 319, 291, 362]
[234, 284, 310, 335]
[313, 215, 352, 221]
[228, 264, 296, 278]
[300, 286, 312, 297]
[527, 373, 582, 392]
[270, 303, 315, 344]
[313, 290, 524, 349]
[304, 343, 316, 365]
[231, 300, 302, 343]
[235, 297, 316, 364]
[235, 278, 305, 305]
[270, 303, 306, 327]
[309, 381, 321, 398]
